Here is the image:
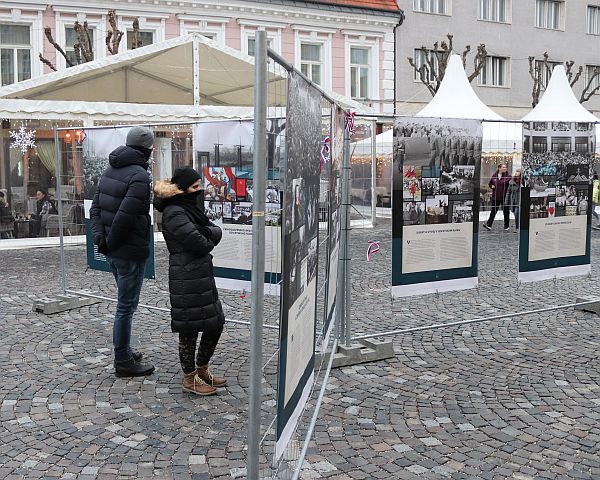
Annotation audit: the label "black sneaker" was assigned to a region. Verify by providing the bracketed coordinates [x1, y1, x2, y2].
[504, 226, 510, 231]
[115, 359, 155, 378]
[483, 223, 491, 231]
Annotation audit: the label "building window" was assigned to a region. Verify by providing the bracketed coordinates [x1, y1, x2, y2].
[479, 0, 508, 22]
[413, 48, 440, 82]
[350, 47, 369, 99]
[551, 137, 570, 152]
[535, 0, 563, 30]
[300, 43, 322, 86]
[478, 56, 509, 87]
[588, 6, 600, 35]
[0, 24, 31, 86]
[247, 37, 273, 56]
[65, 27, 94, 67]
[532, 136, 547, 153]
[535, 59, 561, 87]
[586, 65, 600, 91]
[127, 30, 153, 50]
[413, 0, 449, 14]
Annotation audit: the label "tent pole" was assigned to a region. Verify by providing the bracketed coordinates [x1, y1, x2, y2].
[192, 35, 200, 106]
[54, 127, 66, 294]
[247, 30, 267, 480]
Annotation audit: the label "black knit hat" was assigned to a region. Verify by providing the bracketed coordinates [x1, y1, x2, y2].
[172, 166, 201, 192]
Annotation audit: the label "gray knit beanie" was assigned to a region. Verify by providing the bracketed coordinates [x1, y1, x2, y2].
[126, 126, 154, 149]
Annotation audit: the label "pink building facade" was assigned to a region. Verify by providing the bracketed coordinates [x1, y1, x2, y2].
[0, 1, 402, 113]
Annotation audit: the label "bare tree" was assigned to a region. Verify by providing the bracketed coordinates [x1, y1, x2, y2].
[106, 9, 124, 55]
[407, 34, 488, 97]
[129, 19, 143, 50]
[529, 52, 600, 106]
[38, 27, 73, 71]
[39, 9, 134, 72]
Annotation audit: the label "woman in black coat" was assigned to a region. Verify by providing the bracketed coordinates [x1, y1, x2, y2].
[154, 167, 226, 396]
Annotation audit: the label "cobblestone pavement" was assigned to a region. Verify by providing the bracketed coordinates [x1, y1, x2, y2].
[1, 220, 600, 479]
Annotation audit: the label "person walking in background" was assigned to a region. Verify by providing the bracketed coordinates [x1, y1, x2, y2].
[483, 163, 511, 231]
[592, 173, 600, 230]
[153, 167, 227, 397]
[90, 126, 155, 378]
[504, 169, 521, 233]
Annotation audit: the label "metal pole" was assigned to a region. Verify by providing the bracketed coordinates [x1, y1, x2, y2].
[54, 127, 66, 294]
[351, 298, 600, 341]
[342, 128, 352, 347]
[247, 30, 267, 480]
[370, 120, 377, 227]
[290, 337, 339, 480]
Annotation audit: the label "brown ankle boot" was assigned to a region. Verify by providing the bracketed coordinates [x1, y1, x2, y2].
[196, 365, 227, 388]
[182, 371, 217, 396]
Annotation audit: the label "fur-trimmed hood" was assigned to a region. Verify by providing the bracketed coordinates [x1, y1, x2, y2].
[154, 179, 183, 199]
[154, 179, 185, 212]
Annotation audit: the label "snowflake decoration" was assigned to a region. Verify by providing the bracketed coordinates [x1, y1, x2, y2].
[10, 125, 36, 154]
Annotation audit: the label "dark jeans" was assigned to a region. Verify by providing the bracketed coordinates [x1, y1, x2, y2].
[106, 256, 147, 362]
[179, 328, 223, 374]
[512, 206, 520, 230]
[487, 199, 509, 229]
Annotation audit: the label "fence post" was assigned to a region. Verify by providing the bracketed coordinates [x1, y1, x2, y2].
[342, 127, 352, 347]
[371, 120, 377, 227]
[247, 30, 267, 480]
[54, 127, 66, 294]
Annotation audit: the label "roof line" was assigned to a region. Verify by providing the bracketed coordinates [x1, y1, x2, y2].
[297, 0, 404, 15]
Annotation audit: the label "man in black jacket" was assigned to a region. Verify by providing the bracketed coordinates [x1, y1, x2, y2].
[90, 126, 155, 377]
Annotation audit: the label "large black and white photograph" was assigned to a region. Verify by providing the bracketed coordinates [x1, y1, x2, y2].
[392, 117, 482, 298]
[520, 122, 595, 281]
[277, 71, 321, 460]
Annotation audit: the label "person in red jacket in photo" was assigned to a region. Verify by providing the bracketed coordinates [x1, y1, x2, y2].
[483, 163, 511, 231]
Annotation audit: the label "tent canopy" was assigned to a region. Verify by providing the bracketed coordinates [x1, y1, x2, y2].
[522, 65, 599, 122]
[416, 54, 504, 121]
[0, 33, 371, 120]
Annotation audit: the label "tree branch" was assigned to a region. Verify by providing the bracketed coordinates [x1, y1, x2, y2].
[408, 55, 437, 97]
[580, 66, 600, 104]
[43, 26, 73, 67]
[106, 9, 123, 54]
[467, 44, 487, 83]
[38, 53, 57, 72]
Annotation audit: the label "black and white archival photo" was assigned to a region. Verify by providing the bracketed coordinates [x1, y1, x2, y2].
[277, 70, 322, 460]
[520, 121, 595, 280]
[392, 116, 482, 297]
[403, 201, 426, 226]
[452, 200, 474, 223]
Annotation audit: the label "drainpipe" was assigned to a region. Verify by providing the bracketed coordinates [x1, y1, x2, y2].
[393, 9, 405, 116]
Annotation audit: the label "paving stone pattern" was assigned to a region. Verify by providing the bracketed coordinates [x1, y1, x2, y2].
[1, 219, 599, 479]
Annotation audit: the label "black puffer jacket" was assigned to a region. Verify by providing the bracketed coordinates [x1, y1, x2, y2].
[90, 146, 151, 261]
[154, 180, 225, 333]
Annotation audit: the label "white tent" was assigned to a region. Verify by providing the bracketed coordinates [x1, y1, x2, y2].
[0, 33, 371, 122]
[522, 65, 599, 122]
[416, 54, 504, 121]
